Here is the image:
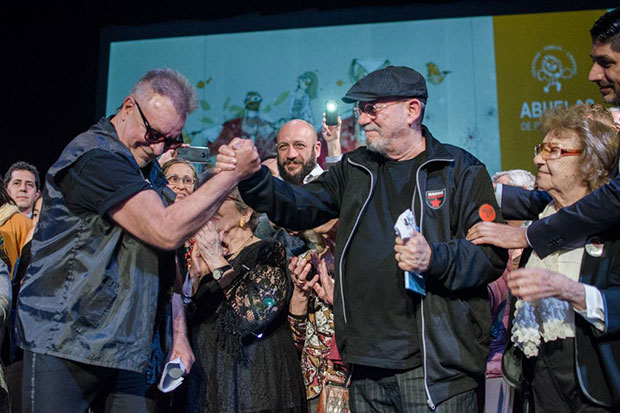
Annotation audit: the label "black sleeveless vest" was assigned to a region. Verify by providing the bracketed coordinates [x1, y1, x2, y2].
[16, 117, 174, 373]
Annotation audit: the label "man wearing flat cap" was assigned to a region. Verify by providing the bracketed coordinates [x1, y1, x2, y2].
[217, 65, 507, 411]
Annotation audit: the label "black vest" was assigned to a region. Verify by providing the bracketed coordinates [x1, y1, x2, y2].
[16, 117, 174, 373]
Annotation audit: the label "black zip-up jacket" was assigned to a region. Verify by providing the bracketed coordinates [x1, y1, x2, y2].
[239, 126, 507, 407]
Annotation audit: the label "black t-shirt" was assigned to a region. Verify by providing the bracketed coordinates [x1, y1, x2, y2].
[57, 149, 152, 216]
[345, 151, 426, 369]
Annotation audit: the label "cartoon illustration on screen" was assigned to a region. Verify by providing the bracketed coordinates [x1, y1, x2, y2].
[197, 91, 277, 160]
[290, 71, 318, 125]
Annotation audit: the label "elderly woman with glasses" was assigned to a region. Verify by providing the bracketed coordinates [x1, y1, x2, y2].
[161, 159, 199, 296]
[161, 159, 198, 201]
[186, 187, 306, 412]
[469, 104, 620, 412]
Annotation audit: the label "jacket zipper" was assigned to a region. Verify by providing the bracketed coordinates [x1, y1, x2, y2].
[339, 159, 375, 324]
[415, 156, 453, 411]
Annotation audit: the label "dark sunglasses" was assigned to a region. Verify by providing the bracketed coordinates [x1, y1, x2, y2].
[353, 99, 410, 119]
[133, 98, 184, 149]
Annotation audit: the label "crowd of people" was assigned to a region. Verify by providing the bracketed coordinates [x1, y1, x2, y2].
[1, 7, 619, 413]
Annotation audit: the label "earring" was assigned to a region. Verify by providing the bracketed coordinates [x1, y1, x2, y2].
[239, 218, 246, 228]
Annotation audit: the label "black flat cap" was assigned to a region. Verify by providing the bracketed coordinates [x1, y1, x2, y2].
[342, 65, 428, 104]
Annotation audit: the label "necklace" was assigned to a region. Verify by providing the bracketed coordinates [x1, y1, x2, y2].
[227, 234, 257, 261]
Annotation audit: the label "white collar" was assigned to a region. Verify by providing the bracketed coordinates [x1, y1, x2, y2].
[303, 164, 325, 184]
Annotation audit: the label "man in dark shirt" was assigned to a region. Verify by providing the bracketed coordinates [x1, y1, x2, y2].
[16, 68, 260, 412]
[467, 8, 620, 257]
[217, 66, 506, 412]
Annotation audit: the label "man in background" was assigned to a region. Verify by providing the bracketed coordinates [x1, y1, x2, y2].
[3, 162, 41, 218]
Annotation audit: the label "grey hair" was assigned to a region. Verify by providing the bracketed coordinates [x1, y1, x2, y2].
[492, 169, 536, 190]
[161, 159, 199, 191]
[539, 104, 619, 191]
[131, 68, 197, 117]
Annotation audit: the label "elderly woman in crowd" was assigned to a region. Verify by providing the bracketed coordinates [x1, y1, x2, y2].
[468, 104, 620, 412]
[162, 159, 199, 201]
[186, 187, 306, 412]
[288, 218, 348, 412]
[161, 159, 199, 275]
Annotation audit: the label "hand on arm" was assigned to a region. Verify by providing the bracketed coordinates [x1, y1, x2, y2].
[466, 221, 528, 249]
[394, 231, 432, 273]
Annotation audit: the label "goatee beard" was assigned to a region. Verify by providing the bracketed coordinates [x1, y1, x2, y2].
[278, 154, 316, 185]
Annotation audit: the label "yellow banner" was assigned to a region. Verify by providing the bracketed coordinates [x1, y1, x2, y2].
[494, 9, 606, 174]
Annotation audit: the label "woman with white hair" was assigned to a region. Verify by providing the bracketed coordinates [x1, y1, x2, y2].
[469, 104, 620, 412]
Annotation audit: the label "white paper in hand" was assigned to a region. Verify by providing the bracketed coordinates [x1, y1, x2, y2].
[157, 357, 186, 393]
[394, 209, 426, 296]
[394, 209, 416, 239]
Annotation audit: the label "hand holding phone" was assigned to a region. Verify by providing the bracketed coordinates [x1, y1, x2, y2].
[176, 146, 211, 164]
[325, 100, 338, 126]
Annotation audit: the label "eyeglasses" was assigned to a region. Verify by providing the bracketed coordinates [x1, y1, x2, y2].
[534, 143, 583, 160]
[353, 99, 408, 119]
[133, 98, 184, 149]
[166, 175, 195, 187]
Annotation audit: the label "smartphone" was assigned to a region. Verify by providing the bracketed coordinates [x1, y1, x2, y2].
[176, 146, 210, 164]
[325, 100, 338, 126]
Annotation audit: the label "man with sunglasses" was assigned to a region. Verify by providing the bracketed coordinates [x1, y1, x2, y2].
[15, 68, 261, 412]
[219, 65, 507, 412]
[467, 8, 620, 259]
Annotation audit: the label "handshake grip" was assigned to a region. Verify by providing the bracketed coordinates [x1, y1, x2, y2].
[216, 138, 261, 178]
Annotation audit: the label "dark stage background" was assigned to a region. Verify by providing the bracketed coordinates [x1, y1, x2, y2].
[2, 0, 617, 179]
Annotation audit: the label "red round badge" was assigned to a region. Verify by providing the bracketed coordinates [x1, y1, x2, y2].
[478, 203, 496, 222]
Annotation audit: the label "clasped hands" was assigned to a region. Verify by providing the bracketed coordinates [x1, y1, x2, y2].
[189, 222, 226, 293]
[289, 253, 335, 306]
[215, 138, 261, 179]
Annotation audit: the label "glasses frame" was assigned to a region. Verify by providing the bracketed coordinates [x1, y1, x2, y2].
[534, 143, 583, 160]
[353, 99, 410, 119]
[132, 98, 184, 149]
[165, 175, 196, 188]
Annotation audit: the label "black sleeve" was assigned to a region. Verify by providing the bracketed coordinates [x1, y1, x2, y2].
[239, 165, 341, 231]
[527, 172, 620, 258]
[427, 164, 508, 290]
[500, 185, 551, 220]
[190, 276, 225, 326]
[57, 149, 151, 216]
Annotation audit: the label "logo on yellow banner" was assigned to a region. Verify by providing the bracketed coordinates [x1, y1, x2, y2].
[493, 9, 605, 173]
[531, 45, 577, 93]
